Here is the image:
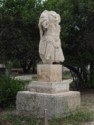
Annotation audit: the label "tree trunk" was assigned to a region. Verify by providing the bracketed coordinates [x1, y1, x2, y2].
[90, 61, 94, 85]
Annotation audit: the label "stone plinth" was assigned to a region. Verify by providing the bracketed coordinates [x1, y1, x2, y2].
[16, 91, 80, 118]
[16, 64, 81, 118]
[28, 79, 72, 94]
[37, 64, 62, 82]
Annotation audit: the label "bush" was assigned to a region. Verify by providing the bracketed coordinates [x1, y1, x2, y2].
[0, 75, 24, 108]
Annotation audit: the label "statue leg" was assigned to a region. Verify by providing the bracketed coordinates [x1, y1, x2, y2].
[45, 43, 54, 64]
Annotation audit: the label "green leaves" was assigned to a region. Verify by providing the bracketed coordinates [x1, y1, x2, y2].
[0, 75, 23, 108]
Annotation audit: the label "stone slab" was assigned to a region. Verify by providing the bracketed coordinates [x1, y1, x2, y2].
[15, 75, 32, 81]
[28, 79, 72, 93]
[16, 91, 80, 118]
[37, 64, 62, 82]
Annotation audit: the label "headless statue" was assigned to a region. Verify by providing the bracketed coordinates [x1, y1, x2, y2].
[39, 10, 65, 64]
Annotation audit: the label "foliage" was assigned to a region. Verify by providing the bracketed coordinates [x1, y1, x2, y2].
[0, 0, 44, 73]
[43, 0, 94, 89]
[0, 75, 24, 108]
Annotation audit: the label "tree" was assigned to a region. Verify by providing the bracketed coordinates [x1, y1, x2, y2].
[43, 0, 94, 89]
[0, 0, 44, 73]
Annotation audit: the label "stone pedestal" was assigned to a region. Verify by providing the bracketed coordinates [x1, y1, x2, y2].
[16, 91, 80, 118]
[37, 64, 62, 82]
[28, 79, 72, 93]
[16, 64, 80, 118]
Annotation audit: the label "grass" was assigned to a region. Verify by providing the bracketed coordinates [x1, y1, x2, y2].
[63, 71, 72, 79]
[0, 107, 93, 125]
[65, 108, 93, 124]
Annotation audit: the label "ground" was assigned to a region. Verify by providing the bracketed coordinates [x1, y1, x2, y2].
[81, 91, 94, 125]
[0, 91, 94, 125]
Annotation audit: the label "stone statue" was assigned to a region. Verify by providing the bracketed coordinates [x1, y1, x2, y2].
[38, 10, 65, 64]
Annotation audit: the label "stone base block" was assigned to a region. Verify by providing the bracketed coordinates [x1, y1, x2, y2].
[37, 64, 62, 82]
[16, 91, 80, 118]
[28, 79, 72, 94]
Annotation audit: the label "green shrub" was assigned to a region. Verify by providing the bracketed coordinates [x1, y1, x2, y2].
[0, 75, 24, 108]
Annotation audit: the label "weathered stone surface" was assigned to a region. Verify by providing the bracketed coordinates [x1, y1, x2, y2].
[16, 91, 80, 118]
[39, 10, 65, 64]
[28, 79, 72, 94]
[37, 64, 62, 82]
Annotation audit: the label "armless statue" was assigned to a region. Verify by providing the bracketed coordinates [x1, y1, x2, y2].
[39, 10, 65, 64]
